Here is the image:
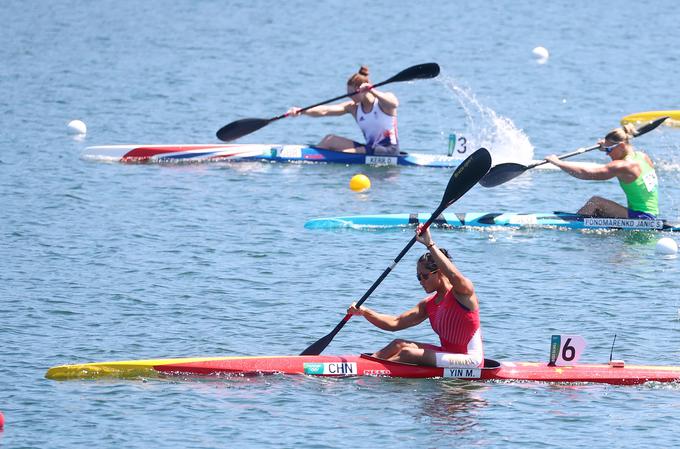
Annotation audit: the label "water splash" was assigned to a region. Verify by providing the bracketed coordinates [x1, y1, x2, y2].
[653, 134, 680, 219]
[440, 76, 534, 166]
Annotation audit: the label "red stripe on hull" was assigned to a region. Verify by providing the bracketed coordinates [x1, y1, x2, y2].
[120, 145, 235, 161]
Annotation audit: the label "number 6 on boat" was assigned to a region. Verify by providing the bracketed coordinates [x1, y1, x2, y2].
[549, 335, 586, 366]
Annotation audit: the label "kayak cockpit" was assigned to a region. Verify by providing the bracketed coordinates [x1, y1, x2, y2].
[358, 353, 501, 370]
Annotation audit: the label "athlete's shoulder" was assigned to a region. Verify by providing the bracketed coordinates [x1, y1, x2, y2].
[343, 101, 358, 114]
[419, 293, 437, 308]
[639, 151, 655, 167]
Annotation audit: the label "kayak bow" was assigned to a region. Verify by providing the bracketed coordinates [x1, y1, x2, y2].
[45, 354, 680, 385]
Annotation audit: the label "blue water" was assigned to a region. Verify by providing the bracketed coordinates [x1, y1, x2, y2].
[2, 0, 680, 448]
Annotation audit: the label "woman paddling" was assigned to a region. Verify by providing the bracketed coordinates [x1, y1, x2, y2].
[545, 123, 659, 218]
[287, 65, 400, 155]
[347, 225, 484, 368]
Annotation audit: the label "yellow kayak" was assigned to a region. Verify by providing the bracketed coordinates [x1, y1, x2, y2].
[621, 110, 680, 128]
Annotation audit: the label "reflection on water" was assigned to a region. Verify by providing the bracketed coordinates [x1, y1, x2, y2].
[416, 380, 490, 434]
[620, 231, 660, 246]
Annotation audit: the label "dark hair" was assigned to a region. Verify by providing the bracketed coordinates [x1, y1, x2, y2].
[417, 248, 451, 272]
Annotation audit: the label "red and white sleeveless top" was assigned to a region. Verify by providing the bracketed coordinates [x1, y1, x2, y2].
[425, 289, 482, 355]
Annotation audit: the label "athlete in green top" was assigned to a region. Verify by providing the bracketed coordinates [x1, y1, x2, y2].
[545, 123, 659, 219]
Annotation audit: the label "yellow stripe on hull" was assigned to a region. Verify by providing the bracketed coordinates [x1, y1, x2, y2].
[621, 110, 680, 128]
[45, 356, 275, 380]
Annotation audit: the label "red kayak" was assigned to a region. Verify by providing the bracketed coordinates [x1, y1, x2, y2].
[46, 354, 680, 385]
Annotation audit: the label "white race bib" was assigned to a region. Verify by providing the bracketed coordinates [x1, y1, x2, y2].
[549, 335, 586, 366]
[642, 171, 658, 192]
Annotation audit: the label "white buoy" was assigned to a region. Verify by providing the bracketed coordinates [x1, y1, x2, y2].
[656, 237, 678, 256]
[67, 119, 87, 135]
[532, 46, 549, 64]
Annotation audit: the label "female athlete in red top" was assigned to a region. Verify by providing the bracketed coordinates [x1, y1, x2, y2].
[347, 225, 483, 368]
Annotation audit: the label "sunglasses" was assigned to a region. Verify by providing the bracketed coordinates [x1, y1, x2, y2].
[417, 269, 439, 281]
[601, 142, 621, 154]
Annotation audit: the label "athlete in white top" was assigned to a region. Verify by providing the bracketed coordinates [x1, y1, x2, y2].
[287, 65, 399, 155]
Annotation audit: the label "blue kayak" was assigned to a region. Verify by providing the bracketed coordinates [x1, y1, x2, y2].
[304, 212, 680, 232]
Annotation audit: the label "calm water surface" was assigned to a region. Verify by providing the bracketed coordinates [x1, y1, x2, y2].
[2, 1, 680, 448]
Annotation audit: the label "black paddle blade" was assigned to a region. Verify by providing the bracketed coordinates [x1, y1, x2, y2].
[384, 63, 440, 84]
[300, 336, 330, 356]
[300, 315, 350, 356]
[479, 162, 528, 188]
[441, 147, 492, 206]
[634, 116, 669, 136]
[216, 118, 271, 142]
[300, 330, 335, 356]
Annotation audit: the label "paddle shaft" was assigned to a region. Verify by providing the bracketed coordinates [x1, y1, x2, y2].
[278, 78, 408, 121]
[344, 206, 444, 308]
[302, 208, 445, 353]
[527, 144, 599, 169]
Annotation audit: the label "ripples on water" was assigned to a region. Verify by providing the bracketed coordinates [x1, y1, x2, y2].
[2, 0, 680, 448]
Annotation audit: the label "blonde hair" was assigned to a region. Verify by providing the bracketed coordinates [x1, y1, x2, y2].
[347, 65, 370, 87]
[605, 123, 638, 144]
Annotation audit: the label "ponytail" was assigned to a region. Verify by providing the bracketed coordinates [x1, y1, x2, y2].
[605, 123, 637, 144]
[622, 123, 638, 138]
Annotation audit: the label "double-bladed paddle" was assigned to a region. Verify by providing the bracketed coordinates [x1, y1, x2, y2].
[479, 116, 669, 188]
[300, 147, 492, 356]
[216, 63, 441, 142]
